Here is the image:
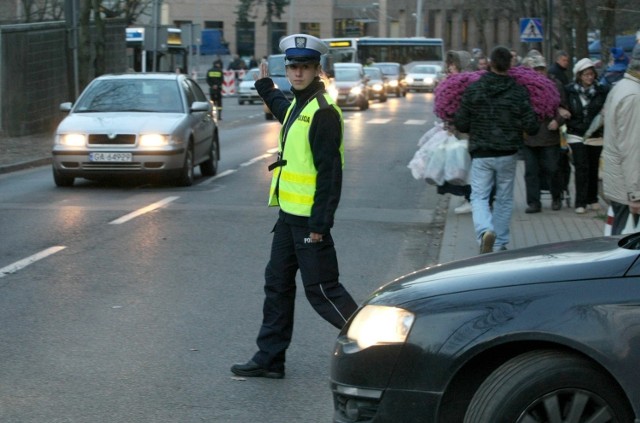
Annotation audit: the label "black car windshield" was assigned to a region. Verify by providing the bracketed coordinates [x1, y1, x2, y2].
[74, 79, 184, 113]
[364, 68, 383, 79]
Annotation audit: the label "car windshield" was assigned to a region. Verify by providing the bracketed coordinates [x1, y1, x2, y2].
[374, 65, 399, 75]
[414, 65, 438, 74]
[364, 68, 382, 79]
[335, 68, 361, 81]
[74, 79, 184, 113]
[242, 69, 260, 81]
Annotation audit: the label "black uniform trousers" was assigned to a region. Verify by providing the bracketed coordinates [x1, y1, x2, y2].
[209, 87, 222, 118]
[251, 214, 358, 372]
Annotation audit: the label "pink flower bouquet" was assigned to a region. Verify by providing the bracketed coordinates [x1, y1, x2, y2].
[434, 67, 560, 121]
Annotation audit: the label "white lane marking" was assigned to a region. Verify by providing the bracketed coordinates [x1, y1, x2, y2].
[240, 153, 273, 167]
[109, 196, 179, 225]
[405, 119, 427, 125]
[0, 246, 67, 278]
[199, 169, 237, 185]
[368, 118, 392, 124]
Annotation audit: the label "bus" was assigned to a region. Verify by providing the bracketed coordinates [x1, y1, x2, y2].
[322, 37, 445, 68]
[126, 27, 188, 73]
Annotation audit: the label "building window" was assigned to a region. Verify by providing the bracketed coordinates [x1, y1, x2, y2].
[272, 22, 287, 54]
[334, 19, 364, 37]
[300, 22, 320, 37]
[236, 22, 255, 57]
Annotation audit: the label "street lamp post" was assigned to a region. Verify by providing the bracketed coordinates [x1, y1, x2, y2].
[415, 0, 423, 37]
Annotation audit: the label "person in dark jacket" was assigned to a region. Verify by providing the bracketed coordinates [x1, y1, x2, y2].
[564, 58, 609, 214]
[548, 50, 571, 86]
[521, 54, 567, 213]
[206, 61, 224, 119]
[454, 46, 540, 254]
[230, 34, 358, 380]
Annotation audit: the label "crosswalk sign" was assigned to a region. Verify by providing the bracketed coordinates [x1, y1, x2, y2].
[520, 18, 543, 42]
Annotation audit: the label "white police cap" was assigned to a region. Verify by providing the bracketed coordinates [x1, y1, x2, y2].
[279, 34, 328, 65]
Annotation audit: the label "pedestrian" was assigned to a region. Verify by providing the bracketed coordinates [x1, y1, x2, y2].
[206, 60, 224, 120]
[548, 50, 571, 86]
[248, 55, 259, 69]
[438, 50, 473, 214]
[454, 46, 540, 253]
[602, 43, 640, 234]
[520, 53, 567, 213]
[230, 34, 358, 379]
[564, 58, 609, 214]
[600, 47, 629, 88]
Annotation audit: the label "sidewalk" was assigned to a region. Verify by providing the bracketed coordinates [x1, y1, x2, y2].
[438, 161, 607, 263]
[0, 134, 607, 263]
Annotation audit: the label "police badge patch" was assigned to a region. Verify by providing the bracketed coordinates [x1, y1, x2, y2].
[295, 37, 307, 49]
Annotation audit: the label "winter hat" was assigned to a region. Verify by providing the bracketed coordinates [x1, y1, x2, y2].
[522, 54, 547, 69]
[607, 47, 629, 72]
[573, 58, 596, 75]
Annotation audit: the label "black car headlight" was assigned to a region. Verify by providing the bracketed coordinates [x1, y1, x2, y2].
[346, 305, 415, 352]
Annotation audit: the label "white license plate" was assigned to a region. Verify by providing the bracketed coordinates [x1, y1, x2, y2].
[89, 152, 133, 162]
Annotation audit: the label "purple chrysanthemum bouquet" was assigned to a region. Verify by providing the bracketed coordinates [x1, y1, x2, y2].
[434, 67, 560, 121]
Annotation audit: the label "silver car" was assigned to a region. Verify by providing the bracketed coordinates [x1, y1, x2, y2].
[52, 73, 220, 187]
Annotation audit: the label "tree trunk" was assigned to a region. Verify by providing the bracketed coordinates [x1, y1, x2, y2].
[78, 0, 92, 90]
[599, 0, 616, 68]
[92, 0, 105, 77]
[573, 0, 589, 60]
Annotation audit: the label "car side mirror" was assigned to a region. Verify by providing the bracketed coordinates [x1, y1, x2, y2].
[60, 102, 72, 112]
[191, 101, 211, 113]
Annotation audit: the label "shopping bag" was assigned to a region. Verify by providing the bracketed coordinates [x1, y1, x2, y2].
[443, 136, 470, 185]
[417, 122, 444, 147]
[621, 213, 640, 235]
[408, 129, 448, 180]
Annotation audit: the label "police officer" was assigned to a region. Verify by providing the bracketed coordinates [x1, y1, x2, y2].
[231, 34, 358, 379]
[206, 61, 223, 120]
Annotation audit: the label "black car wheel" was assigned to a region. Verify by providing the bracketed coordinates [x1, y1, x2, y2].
[176, 143, 194, 187]
[464, 350, 633, 423]
[200, 134, 219, 177]
[53, 167, 74, 187]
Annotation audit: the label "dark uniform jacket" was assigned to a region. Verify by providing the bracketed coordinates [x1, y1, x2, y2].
[454, 71, 540, 158]
[525, 77, 566, 148]
[256, 77, 343, 234]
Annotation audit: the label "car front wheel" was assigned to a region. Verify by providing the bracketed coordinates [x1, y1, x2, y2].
[176, 143, 194, 187]
[200, 134, 219, 177]
[53, 167, 74, 187]
[464, 350, 633, 423]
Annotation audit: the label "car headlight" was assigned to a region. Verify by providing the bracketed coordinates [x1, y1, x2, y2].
[139, 134, 170, 147]
[425, 77, 434, 84]
[406, 76, 414, 83]
[57, 133, 87, 147]
[389, 80, 398, 88]
[346, 305, 415, 351]
[372, 83, 383, 92]
[350, 86, 362, 95]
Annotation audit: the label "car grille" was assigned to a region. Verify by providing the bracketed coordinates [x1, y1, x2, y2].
[88, 134, 136, 145]
[81, 162, 143, 170]
[338, 88, 352, 95]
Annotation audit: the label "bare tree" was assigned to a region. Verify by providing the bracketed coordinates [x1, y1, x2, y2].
[236, 0, 289, 55]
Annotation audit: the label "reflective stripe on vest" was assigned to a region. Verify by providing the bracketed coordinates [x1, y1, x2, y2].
[268, 93, 343, 216]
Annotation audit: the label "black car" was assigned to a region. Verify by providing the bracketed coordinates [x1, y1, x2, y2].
[370, 62, 407, 97]
[331, 233, 640, 422]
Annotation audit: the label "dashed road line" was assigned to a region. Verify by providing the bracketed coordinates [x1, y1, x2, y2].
[109, 196, 179, 225]
[0, 246, 67, 278]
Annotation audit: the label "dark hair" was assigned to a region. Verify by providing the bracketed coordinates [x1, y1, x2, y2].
[490, 46, 512, 73]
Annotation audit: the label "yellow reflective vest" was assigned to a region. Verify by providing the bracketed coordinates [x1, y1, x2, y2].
[268, 93, 343, 216]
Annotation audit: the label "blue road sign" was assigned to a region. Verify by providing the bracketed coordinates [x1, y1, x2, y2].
[520, 18, 543, 42]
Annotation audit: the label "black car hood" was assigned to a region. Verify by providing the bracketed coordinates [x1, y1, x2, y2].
[367, 235, 640, 307]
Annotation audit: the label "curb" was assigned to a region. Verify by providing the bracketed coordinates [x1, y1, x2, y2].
[0, 157, 52, 174]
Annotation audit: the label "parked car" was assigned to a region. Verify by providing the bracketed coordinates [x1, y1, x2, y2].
[237, 67, 261, 105]
[405, 63, 442, 92]
[331, 63, 369, 111]
[52, 73, 219, 187]
[363, 66, 388, 103]
[370, 62, 407, 97]
[331, 233, 640, 422]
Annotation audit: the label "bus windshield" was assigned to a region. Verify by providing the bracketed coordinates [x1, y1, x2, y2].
[323, 37, 444, 67]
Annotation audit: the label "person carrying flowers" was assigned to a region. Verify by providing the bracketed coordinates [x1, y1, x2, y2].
[453, 46, 540, 254]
